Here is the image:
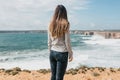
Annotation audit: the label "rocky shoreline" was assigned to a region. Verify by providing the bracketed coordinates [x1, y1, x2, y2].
[0, 66, 120, 80]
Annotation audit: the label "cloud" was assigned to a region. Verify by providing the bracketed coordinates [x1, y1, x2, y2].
[0, 0, 90, 30]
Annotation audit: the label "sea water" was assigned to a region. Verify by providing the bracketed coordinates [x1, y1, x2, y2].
[0, 32, 120, 70]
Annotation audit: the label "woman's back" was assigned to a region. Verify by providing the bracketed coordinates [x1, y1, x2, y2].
[49, 31, 68, 52]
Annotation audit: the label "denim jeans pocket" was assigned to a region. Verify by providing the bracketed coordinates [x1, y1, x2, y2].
[57, 52, 68, 62]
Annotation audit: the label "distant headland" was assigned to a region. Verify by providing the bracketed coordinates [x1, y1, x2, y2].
[70, 30, 120, 39]
[0, 30, 120, 39]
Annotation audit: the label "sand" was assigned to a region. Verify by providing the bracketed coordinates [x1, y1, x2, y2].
[0, 66, 120, 80]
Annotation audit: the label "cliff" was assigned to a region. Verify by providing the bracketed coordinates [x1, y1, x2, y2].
[70, 30, 120, 39]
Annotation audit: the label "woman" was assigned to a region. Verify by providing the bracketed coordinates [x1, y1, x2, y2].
[48, 4, 73, 80]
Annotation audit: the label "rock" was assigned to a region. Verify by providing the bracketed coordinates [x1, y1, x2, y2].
[5, 69, 13, 73]
[22, 69, 31, 73]
[87, 78, 91, 80]
[10, 71, 19, 76]
[65, 68, 78, 75]
[0, 68, 5, 72]
[92, 72, 100, 77]
[13, 67, 21, 72]
[79, 65, 89, 70]
[37, 69, 50, 74]
[118, 68, 120, 71]
[81, 70, 86, 74]
[110, 68, 116, 73]
[5, 69, 19, 76]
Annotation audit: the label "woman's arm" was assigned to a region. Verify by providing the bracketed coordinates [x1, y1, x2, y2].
[65, 30, 73, 61]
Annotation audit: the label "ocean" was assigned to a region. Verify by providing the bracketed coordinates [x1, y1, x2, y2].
[0, 32, 120, 70]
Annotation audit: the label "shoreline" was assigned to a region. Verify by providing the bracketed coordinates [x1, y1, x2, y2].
[0, 66, 120, 80]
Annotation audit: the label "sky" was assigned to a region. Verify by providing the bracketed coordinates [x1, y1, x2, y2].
[0, 0, 120, 30]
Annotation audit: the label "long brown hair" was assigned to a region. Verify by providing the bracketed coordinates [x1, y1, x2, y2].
[49, 5, 69, 38]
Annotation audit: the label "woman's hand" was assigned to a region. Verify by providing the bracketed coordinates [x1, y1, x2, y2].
[69, 54, 73, 62]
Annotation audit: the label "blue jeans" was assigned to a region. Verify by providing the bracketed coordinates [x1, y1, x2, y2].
[49, 50, 68, 80]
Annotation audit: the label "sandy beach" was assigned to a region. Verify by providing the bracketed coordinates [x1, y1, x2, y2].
[0, 66, 120, 80]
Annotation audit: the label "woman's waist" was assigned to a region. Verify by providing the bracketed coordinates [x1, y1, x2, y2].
[51, 46, 68, 52]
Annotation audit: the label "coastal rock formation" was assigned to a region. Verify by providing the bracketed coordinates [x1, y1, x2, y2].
[70, 30, 120, 39]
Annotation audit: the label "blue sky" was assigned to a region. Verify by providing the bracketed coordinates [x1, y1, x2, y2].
[0, 0, 120, 30]
[76, 0, 120, 30]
